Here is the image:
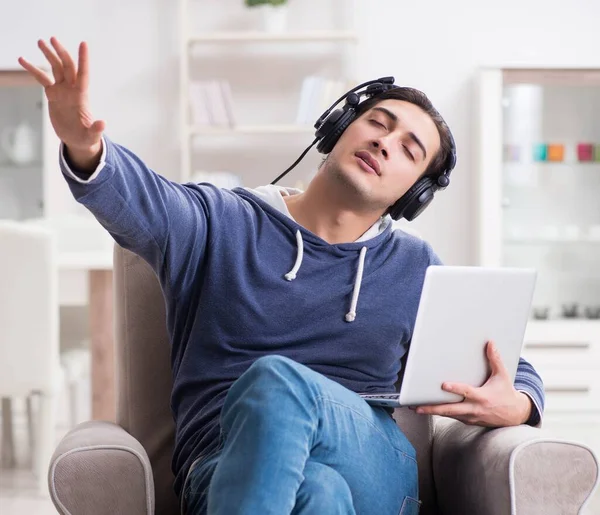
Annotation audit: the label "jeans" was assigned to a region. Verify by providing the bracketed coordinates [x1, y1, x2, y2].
[182, 355, 421, 515]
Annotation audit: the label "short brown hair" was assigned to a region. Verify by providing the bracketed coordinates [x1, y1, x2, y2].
[353, 86, 455, 179]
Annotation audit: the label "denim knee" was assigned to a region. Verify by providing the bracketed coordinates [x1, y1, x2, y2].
[247, 354, 299, 375]
[220, 355, 311, 424]
[231, 354, 306, 395]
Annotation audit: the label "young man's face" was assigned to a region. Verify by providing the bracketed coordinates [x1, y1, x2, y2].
[323, 99, 441, 214]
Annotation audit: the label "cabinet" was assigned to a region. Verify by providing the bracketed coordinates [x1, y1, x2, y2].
[476, 67, 600, 459]
[521, 321, 600, 479]
[179, 0, 359, 187]
[0, 69, 69, 220]
[0, 71, 46, 219]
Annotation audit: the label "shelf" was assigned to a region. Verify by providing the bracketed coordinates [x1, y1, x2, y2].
[528, 318, 600, 326]
[503, 162, 600, 168]
[188, 30, 358, 43]
[0, 70, 41, 87]
[505, 237, 600, 244]
[0, 161, 43, 171]
[179, 0, 359, 183]
[189, 124, 315, 135]
[503, 68, 600, 87]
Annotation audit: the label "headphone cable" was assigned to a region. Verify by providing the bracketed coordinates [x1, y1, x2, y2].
[270, 78, 395, 186]
[271, 136, 319, 185]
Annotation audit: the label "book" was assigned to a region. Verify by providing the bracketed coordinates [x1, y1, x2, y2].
[189, 81, 211, 126]
[296, 76, 350, 126]
[189, 79, 236, 127]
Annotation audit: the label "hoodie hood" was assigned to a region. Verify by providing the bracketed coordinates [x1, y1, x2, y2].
[241, 184, 394, 322]
[245, 184, 392, 242]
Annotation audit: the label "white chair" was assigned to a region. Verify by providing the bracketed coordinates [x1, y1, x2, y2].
[24, 213, 114, 255]
[60, 345, 90, 427]
[0, 220, 61, 494]
[24, 214, 110, 426]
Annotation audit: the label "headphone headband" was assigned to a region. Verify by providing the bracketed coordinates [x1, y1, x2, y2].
[314, 76, 396, 129]
[271, 76, 457, 221]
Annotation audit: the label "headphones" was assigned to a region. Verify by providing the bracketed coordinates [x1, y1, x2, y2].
[271, 76, 457, 221]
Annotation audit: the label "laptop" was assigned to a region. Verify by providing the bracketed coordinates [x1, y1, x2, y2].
[359, 265, 537, 408]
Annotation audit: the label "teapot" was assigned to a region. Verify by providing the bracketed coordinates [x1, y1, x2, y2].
[1, 122, 37, 165]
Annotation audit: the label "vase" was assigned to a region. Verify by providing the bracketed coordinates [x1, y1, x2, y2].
[259, 5, 288, 33]
[1, 121, 37, 165]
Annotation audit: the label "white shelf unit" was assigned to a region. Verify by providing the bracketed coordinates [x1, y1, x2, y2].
[179, 0, 359, 186]
[188, 124, 314, 136]
[476, 67, 600, 458]
[189, 30, 358, 43]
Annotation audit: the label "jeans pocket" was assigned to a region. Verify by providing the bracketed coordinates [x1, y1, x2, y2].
[399, 496, 422, 515]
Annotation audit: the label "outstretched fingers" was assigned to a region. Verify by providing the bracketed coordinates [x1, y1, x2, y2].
[37, 39, 64, 83]
[77, 41, 90, 90]
[50, 37, 77, 84]
[17, 56, 53, 87]
[19, 38, 90, 90]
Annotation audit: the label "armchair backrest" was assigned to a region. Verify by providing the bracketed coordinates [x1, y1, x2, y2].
[113, 245, 438, 515]
[114, 245, 179, 514]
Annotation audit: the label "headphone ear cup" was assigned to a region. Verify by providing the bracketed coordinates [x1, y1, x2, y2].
[389, 177, 436, 221]
[316, 107, 356, 154]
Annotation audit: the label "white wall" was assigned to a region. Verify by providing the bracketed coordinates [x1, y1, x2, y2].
[354, 0, 600, 264]
[2, 0, 600, 265]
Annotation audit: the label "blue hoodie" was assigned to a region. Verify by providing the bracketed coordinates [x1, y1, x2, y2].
[60, 136, 544, 498]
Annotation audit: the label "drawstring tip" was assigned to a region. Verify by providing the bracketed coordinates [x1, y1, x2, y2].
[345, 311, 356, 322]
[285, 230, 303, 282]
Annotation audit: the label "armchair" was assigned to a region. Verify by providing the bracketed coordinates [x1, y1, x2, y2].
[48, 245, 599, 514]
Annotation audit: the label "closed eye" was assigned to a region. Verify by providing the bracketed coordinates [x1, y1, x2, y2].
[403, 145, 415, 162]
[369, 119, 387, 130]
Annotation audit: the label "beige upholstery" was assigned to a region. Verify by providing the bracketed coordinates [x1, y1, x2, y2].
[49, 245, 600, 514]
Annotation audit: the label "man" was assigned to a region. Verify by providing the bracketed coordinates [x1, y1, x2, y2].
[19, 38, 544, 515]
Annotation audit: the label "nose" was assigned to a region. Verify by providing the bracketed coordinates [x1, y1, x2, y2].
[370, 140, 388, 159]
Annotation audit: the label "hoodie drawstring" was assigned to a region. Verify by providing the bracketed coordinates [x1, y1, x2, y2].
[285, 230, 304, 281]
[284, 230, 367, 323]
[345, 246, 367, 322]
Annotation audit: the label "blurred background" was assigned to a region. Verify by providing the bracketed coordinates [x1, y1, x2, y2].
[1, 0, 599, 513]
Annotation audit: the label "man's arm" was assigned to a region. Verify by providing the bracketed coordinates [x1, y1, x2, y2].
[514, 357, 544, 427]
[19, 38, 213, 297]
[58, 133, 216, 297]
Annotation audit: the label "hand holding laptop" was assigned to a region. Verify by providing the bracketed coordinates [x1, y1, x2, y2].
[359, 266, 537, 424]
[414, 341, 532, 428]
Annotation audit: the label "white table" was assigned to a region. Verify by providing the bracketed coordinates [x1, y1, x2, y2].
[58, 250, 116, 423]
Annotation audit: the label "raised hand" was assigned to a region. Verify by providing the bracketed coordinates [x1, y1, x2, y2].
[18, 37, 104, 169]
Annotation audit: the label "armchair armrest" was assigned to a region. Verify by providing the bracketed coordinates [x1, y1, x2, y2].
[432, 417, 599, 515]
[49, 421, 154, 515]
